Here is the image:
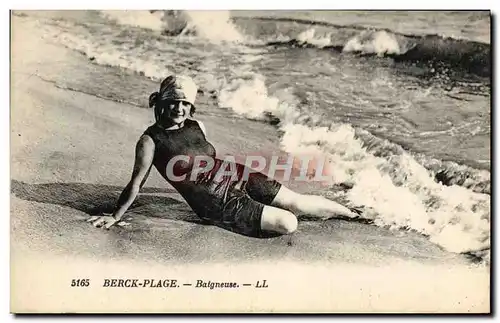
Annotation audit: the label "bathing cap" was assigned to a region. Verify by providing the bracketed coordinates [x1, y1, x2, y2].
[159, 75, 198, 106]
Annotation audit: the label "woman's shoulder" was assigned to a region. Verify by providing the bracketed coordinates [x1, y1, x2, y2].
[189, 118, 207, 136]
[141, 124, 161, 143]
[143, 123, 159, 134]
[189, 118, 205, 127]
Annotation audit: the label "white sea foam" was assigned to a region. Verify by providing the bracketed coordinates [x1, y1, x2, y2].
[101, 10, 165, 31]
[343, 30, 401, 56]
[296, 28, 333, 48]
[182, 11, 245, 43]
[101, 10, 245, 44]
[286, 124, 490, 254]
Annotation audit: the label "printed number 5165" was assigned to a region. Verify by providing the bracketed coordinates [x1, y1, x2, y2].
[71, 279, 90, 287]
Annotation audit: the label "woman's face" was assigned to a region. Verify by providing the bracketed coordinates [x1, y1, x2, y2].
[160, 100, 191, 124]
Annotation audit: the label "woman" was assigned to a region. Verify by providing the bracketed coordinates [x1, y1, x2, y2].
[88, 75, 360, 236]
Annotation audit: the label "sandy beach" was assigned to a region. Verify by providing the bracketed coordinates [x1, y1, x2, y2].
[10, 13, 489, 313]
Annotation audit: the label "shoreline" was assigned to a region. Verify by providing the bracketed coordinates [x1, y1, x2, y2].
[9, 13, 490, 313]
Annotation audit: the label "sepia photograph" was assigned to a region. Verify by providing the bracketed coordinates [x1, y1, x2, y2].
[10, 8, 491, 313]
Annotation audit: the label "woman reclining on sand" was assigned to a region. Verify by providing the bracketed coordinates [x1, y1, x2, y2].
[88, 75, 359, 236]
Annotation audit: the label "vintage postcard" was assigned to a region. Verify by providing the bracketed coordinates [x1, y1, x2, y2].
[10, 9, 491, 313]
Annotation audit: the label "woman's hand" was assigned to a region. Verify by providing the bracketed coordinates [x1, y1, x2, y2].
[87, 213, 130, 230]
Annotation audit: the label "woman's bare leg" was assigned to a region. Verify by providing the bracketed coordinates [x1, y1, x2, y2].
[270, 185, 358, 220]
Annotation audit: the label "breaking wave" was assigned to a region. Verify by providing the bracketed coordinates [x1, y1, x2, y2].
[103, 11, 490, 76]
[266, 29, 489, 77]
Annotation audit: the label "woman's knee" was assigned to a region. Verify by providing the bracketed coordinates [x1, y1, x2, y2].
[261, 206, 298, 234]
[279, 211, 298, 234]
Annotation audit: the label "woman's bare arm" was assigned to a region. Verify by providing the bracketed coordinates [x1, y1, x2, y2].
[88, 135, 155, 229]
[111, 135, 155, 221]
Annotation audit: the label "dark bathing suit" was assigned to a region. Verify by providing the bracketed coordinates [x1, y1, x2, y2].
[144, 119, 281, 237]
